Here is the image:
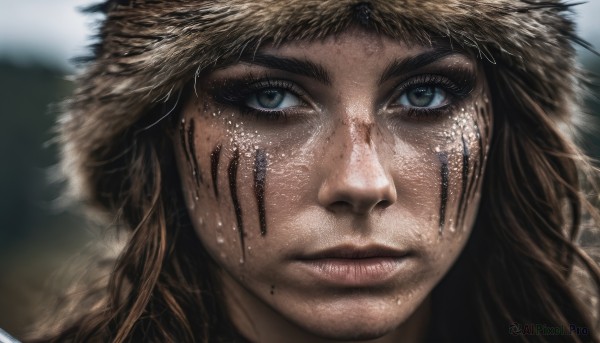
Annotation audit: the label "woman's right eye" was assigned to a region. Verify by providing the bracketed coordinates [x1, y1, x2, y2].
[246, 88, 303, 111]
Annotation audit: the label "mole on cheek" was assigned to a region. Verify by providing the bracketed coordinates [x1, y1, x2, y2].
[228, 148, 246, 260]
[211, 144, 222, 198]
[438, 152, 449, 234]
[254, 149, 268, 236]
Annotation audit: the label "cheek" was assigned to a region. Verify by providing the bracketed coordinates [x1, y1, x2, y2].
[176, 98, 292, 267]
[421, 95, 493, 268]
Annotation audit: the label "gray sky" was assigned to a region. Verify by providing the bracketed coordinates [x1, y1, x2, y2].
[0, 1, 599, 71]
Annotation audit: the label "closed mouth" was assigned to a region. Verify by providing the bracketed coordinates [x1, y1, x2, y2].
[295, 244, 412, 286]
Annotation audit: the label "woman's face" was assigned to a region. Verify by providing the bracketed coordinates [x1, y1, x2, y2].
[175, 29, 492, 341]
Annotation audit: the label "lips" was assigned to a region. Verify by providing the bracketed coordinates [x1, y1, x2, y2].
[299, 245, 409, 260]
[294, 245, 412, 287]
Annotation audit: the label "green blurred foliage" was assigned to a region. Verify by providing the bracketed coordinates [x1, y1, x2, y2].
[0, 60, 91, 338]
[0, 61, 69, 245]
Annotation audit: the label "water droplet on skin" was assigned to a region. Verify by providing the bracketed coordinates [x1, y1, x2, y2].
[233, 226, 237, 231]
[239, 258, 245, 264]
[235, 123, 239, 128]
[181, 118, 186, 124]
[248, 246, 252, 250]
[216, 236, 225, 244]
[216, 221, 223, 228]
[198, 217, 204, 226]
[397, 299, 402, 305]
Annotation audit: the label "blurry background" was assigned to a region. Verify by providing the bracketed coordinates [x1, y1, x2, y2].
[0, 0, 599, 339]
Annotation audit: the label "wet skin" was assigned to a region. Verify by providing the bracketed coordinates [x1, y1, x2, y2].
[175, 29, 492, 342]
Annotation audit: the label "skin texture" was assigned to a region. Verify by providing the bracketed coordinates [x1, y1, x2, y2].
[175, 29, 492, 342]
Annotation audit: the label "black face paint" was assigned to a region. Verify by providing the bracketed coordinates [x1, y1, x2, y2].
[455, 134, 470, 229]
[254, 149, 268, 236]
[211, 144, 222, 198]
[187, 120, 203, 186]
[480, 105, 492, 141]
[179, 119, 192, 164]
[460, 110, 486, 227]
[228, 148, 245, 259]
[475, 118, 485, 184]
[438, 152, 449, 234]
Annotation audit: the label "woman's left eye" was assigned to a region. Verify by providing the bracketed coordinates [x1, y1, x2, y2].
[396, 86, 448, 108]
[246, 88, 303, 110]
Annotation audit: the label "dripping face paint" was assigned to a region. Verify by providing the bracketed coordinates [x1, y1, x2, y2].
[173, 29, 492, 342]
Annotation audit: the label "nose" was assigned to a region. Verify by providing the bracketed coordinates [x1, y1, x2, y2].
[317, 123, 397, 215]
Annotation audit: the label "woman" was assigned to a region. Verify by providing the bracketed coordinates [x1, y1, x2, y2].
[31, 0, 599, 342]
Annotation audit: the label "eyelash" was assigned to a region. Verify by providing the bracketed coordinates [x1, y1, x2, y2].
[211, 76, 306, 121]
[210, 73, 473, 121]
[389, 74, 473, 120]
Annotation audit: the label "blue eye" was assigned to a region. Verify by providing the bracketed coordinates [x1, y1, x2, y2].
[397, 86, 448, 108]
[246, 88, 302, 110]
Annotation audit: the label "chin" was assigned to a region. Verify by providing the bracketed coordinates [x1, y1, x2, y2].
[297, 316, 398, 341]
[283, 296, 422, 340]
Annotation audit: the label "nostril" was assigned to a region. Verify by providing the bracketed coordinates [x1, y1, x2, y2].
[327, 201, 355, 213]
[326, 197, 393, 215]
[377, 200, 392, 209]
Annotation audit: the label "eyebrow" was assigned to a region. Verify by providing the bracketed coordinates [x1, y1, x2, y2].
[379, 49, 462, 84]
[240, 53, 332, 85]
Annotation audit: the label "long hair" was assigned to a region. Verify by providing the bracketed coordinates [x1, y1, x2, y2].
[29, 1, 600, 342]
[31, 56, 600, 343]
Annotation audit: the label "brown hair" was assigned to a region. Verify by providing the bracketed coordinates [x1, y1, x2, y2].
[31, 58, 600, 343]
[29, 1, 600, 342]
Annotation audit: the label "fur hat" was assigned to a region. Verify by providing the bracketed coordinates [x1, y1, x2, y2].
[60, 0, 585, 212]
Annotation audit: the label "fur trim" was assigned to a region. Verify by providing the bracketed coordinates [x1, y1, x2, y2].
[60, 0, 583, 209]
